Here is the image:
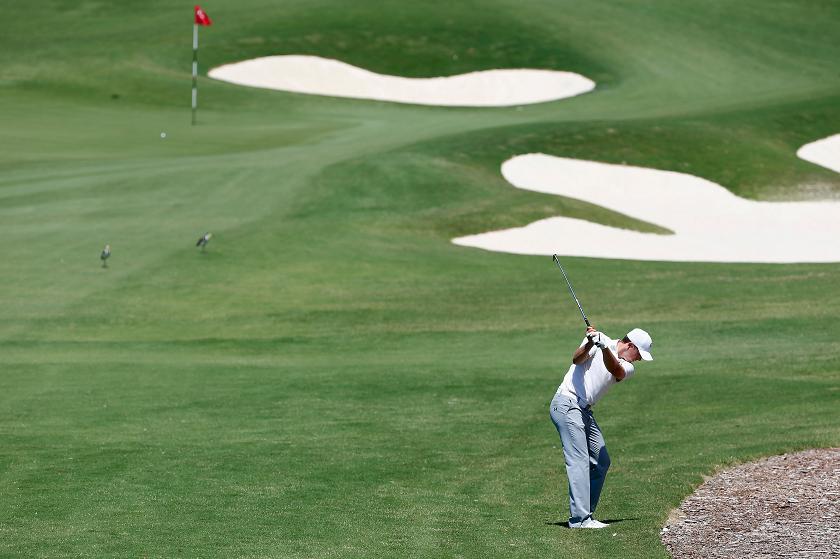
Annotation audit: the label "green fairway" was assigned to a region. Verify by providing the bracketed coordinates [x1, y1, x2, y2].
[2, 1, 839, 557]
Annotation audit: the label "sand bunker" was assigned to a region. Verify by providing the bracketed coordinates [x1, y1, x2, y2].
[208, 55, 595, 107]
[797, 133, 840, 174]
[207, 56, 838, 262]
[452, 153, 840, 263]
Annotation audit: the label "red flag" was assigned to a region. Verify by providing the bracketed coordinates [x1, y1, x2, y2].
[194, 5, 212, 26]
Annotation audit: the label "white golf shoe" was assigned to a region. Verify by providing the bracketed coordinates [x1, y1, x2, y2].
[570, 518, 609, 529]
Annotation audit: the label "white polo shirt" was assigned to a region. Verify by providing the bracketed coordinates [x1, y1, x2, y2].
[557, 335, 635, 407]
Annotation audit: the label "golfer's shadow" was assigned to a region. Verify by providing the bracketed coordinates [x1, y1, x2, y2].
[546, 518, 637, 528]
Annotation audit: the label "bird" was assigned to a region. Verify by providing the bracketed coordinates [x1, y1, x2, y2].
[196, 232, 212, 250]
[100, 244, 111, 267]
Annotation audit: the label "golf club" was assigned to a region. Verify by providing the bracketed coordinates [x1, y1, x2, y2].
[552, 254, 591, 327]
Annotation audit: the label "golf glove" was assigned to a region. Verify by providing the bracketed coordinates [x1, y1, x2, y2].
[587, 331, 607, 349]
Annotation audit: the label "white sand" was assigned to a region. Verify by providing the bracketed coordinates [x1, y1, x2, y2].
[208, 55, 595, 107]
[797, 133, 840, 174]
[453, 153, 840, 263]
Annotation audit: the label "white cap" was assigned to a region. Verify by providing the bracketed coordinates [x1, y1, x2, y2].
[627, 328, 653, 361]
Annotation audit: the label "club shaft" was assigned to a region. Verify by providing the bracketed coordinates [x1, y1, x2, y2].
[552, 255, 591, 327]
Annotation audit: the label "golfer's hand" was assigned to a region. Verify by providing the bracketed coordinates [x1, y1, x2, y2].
[587, 330, 607, 349]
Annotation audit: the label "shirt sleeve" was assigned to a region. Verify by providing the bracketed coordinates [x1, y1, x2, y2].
[620, 360, 635, 379]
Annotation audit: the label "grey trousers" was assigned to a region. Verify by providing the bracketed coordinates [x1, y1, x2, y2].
[549, 393, 611, 526]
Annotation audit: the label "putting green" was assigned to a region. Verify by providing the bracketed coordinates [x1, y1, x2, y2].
[1, 1, 839, 557]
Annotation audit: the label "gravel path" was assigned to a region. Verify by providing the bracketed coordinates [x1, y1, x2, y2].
[661, 448, 840, 558]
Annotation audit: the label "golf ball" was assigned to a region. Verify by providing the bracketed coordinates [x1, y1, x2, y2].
[160, 132, 167, 139]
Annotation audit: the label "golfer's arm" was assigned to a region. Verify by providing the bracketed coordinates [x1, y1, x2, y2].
[572, 342, 594, 365]
[601, 349, 626, 381]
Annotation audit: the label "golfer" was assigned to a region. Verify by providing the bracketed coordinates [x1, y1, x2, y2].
[549, 326, 653, 528]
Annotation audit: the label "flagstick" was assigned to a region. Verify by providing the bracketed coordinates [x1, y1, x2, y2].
[192, 23, 198, 125]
